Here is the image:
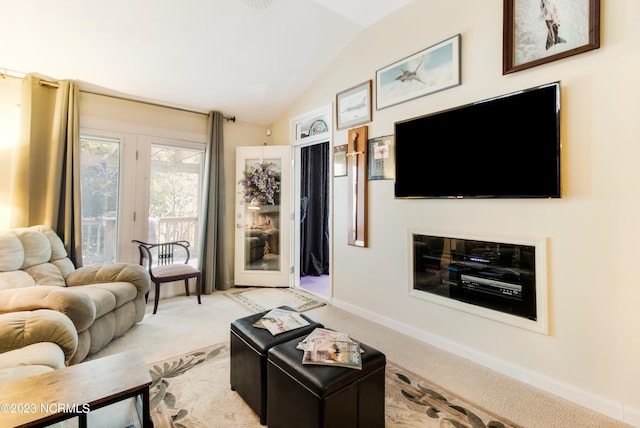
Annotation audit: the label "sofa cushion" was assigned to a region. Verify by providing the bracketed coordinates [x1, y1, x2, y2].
[71, 287, 117, 319]
[23, 263, 66, 287]
[52, 258, 76, 279]
[0, 342, 66, 370]
[73, 331, 91, 366]
[0, 232, 23, 272]
[0, 310, 78, 361]
[88, 312, 116, 354]
[66, 264, 149, 296]
[0, 271, 35, 290]
[0, 365, 55, 389]
[113, 302, 136, 337]
[82, 282, 137, 309]
[12, 228, 52, 269]
[0, 287, 96, 334]
[31, 225, 68, 261]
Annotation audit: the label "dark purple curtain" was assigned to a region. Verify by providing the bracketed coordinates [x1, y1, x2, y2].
[300, 142, 329, 276]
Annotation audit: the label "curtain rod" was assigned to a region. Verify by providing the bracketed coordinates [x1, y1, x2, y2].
[0, 68, 24, 79]
[79, 88, 235, 122]
[1, 70, 59, 88]
[0, 67, 236, 122]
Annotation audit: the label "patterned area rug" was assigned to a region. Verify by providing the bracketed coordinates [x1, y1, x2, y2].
[148, 343, 520, 428]
[224, 287, 326, 313]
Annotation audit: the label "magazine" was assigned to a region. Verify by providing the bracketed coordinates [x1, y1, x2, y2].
[301, 336, 362, 370]
[296, 327, 352, 350]
[253, 308, 310, 336]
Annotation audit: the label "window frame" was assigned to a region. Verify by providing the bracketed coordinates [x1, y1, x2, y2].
[80, 126, 206, 264]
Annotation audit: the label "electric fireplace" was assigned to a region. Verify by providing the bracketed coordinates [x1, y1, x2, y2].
[409, 231, 548, 333]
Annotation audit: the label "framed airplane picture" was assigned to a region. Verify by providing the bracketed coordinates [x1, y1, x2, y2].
[336, 80, 372, 130]
[376, 34, 461, 110]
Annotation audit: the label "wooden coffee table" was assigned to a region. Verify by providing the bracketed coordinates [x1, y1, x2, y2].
[0, 350, 153, 428]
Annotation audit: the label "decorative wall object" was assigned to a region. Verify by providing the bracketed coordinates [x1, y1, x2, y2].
[367, 135, 395, 180]
[503, 0, 600, 74]
[375, 34, 461, 110]
[293, 112, 330, 144]
[238, 161, 281, 205]
[333, 144, 348, 177]
[336, 80, 372, 130]
[346, 126, 368, 247]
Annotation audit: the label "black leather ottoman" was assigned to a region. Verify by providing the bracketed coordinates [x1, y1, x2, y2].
[266, 336, 386, 428]
[230, 306, 323, 424]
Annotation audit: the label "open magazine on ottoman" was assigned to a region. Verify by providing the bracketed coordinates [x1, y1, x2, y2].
[253, 307, 310, 336]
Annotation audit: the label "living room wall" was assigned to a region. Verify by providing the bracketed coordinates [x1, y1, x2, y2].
[270, 1, 640, 424]
[0, 76, 22, 229]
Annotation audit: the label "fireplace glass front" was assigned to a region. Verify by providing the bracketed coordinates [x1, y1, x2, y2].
[412, 233, 537, 320]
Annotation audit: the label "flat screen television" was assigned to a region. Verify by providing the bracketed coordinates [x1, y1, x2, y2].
[394, 82, 561, 199]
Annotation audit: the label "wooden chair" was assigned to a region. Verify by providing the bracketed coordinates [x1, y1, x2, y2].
[132, 239, 202, 314]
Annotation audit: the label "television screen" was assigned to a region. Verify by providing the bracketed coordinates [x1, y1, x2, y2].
[394, 82, 561, 199]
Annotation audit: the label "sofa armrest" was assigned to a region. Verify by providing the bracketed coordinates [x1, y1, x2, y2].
[66, 263, 150, 298]
[0, 310, 78, 362]
[0, 287, 95, 333]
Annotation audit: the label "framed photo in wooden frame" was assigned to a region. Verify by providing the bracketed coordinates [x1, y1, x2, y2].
[336, 80, 372, 130]
[376, 34, 461, 110]
[503, 0, 600, 74]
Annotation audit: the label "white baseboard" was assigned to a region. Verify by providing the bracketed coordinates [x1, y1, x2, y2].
[331, 298, 639, 427]
[625, 407, 640, 427]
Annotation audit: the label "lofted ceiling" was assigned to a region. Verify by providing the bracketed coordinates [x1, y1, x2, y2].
[0, 0, 412, 125]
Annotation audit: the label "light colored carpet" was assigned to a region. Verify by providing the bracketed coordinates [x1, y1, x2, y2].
[149, 343, 254, 428]
[148, 342, 520, 428]
[89, 293, 631, 427]
[224, 286, 326, 312]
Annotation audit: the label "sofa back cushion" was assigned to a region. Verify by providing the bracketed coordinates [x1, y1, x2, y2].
[23, 264, 66, 287]
[33, 226, 69, 262]
[0, 226, 74, 288]
[0, 271, 35, 290]
[0, 232, 24, 272]
[16, 229, 52, 269]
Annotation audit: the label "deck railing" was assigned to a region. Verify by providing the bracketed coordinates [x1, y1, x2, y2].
[82, 217, 199, 265]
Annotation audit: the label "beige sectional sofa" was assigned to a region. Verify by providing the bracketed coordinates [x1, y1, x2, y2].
[0, 225, 150, 364]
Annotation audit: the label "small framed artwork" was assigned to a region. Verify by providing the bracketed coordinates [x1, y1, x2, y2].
[333, 144, 348, 177]
[367, 135, 395, 180]
[294, 112, 330, 144]
[503, 0, 600, 74]
[376, 34, 461, 110]
[336, 80, 372, 130]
